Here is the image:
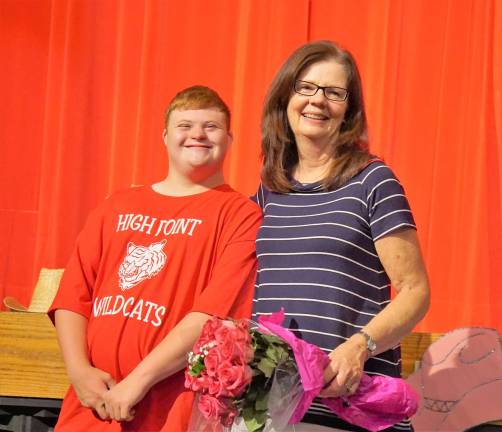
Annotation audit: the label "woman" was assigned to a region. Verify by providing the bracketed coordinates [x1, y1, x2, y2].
[252, 40, 430, 431]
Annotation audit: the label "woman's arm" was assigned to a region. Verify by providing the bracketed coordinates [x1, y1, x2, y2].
[359, 228, 430, 352]
[321, 228, 430, 397]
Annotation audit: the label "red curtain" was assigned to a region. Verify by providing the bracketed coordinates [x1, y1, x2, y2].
[1, 0, 501, 333]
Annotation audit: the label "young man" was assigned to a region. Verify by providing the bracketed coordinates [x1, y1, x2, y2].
[49, 86, 261, 431]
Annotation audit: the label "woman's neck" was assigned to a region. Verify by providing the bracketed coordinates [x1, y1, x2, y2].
[293, 139, 333, 183]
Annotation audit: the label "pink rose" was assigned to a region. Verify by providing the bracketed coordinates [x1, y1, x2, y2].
[198, 394, 235, 423]
[231, 340, 254, 363]
[215, 321, 250, 342]
[235, 320, 252, 344]
[218, 337, 241, 361]
[200, 318, 223, 343]
[243, 344, 254, 362]
[198, 374, 212, 392]
[210, 380, 223, 396]
[220, 406, 237, 427]
[186, 370, 220, 394]
[184, 371, 194, 389]
[217, 361, 252, 397]
[204, 348, 224, 377]
[214, 322, 233, 343]
[215, 329, 254, 363]
[185, 371, 204, 392]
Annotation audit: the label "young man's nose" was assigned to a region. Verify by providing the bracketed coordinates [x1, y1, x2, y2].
[190, 125, 207, 139]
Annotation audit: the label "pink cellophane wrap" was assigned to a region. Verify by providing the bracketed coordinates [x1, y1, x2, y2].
[258, 310, 329, 424]
[258, 309, 420, 431]
[322, 374, 420, 431]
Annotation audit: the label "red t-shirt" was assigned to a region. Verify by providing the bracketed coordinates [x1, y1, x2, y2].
[49, 184, 261, 431]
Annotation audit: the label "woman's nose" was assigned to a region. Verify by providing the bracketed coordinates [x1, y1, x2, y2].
[309, 88, 327, 104]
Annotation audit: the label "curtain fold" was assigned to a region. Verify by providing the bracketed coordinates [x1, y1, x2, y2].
[1, 0, 501, 332]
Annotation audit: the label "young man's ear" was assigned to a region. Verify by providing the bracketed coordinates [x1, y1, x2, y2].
[162, 129, 168, 145]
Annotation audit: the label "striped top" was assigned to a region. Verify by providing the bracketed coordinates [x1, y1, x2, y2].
[252, 160, 415, 431]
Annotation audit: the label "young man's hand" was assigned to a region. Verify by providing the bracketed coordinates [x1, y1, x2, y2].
[54, 310, 116, 420]
[99, 311, 213, 422]
[69, 364, 116, 420]
[101, 374, 145, 422]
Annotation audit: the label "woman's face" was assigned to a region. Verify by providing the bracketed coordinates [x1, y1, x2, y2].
[287, 59, 348, 147]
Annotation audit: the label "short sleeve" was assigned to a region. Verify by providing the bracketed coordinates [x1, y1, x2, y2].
[250, 183, 268, 210]
[48, 203, 105, 324]
[363, 162, 416, 241]
[189, 200, 262, 320]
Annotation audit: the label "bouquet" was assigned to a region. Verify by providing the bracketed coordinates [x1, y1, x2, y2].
[185, 309, 419, 432]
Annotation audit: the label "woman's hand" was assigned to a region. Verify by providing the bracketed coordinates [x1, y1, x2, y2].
[319, 334, 368, 398]
[69, 364, 116, 420]
[101, 374, 146, 422]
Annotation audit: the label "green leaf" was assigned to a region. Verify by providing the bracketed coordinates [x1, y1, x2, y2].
[255, 389, 269, 411]
[188, 362, 205, 376]
[251, 368, 262, 377]
[279, 349, 291, 363]
[265, 345, 278, 363]
[265, 343, 289, 363]
[245, 385, 258, 402]
[256, 357, 276, 378]
[243, 407, 267, 432]
[260, 333, 285, 345]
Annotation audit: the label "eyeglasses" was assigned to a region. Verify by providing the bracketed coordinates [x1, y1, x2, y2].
[294, 80, 348, 102]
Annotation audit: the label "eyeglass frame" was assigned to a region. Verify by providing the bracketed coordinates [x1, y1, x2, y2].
[293, 80, 349, 102]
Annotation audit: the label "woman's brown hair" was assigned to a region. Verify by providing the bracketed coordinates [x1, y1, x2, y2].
[261, 40, 371, 192]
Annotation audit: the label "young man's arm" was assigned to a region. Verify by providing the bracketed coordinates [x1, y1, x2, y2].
[49, 204, 109, 416]
[101, 311, 211, 421]
[55, 309, 116, 420]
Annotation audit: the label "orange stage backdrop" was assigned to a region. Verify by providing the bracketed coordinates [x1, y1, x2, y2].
[1, 0, 501, 333]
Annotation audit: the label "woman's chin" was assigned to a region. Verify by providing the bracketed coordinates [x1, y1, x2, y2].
[297, 131, 332, 144]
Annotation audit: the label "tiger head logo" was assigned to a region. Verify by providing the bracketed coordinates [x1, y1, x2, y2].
[118, 240, 167, 291]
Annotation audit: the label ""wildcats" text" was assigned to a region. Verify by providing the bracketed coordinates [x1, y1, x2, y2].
[92, 295, 166, 327]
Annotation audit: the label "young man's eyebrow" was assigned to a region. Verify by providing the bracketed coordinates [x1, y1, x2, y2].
[175, 119, 224, 126]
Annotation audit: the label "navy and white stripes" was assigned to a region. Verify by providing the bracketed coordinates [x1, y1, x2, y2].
[252, 160, 416, 431]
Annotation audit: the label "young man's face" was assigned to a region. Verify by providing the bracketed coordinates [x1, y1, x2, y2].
[163, 108, 231, 179]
